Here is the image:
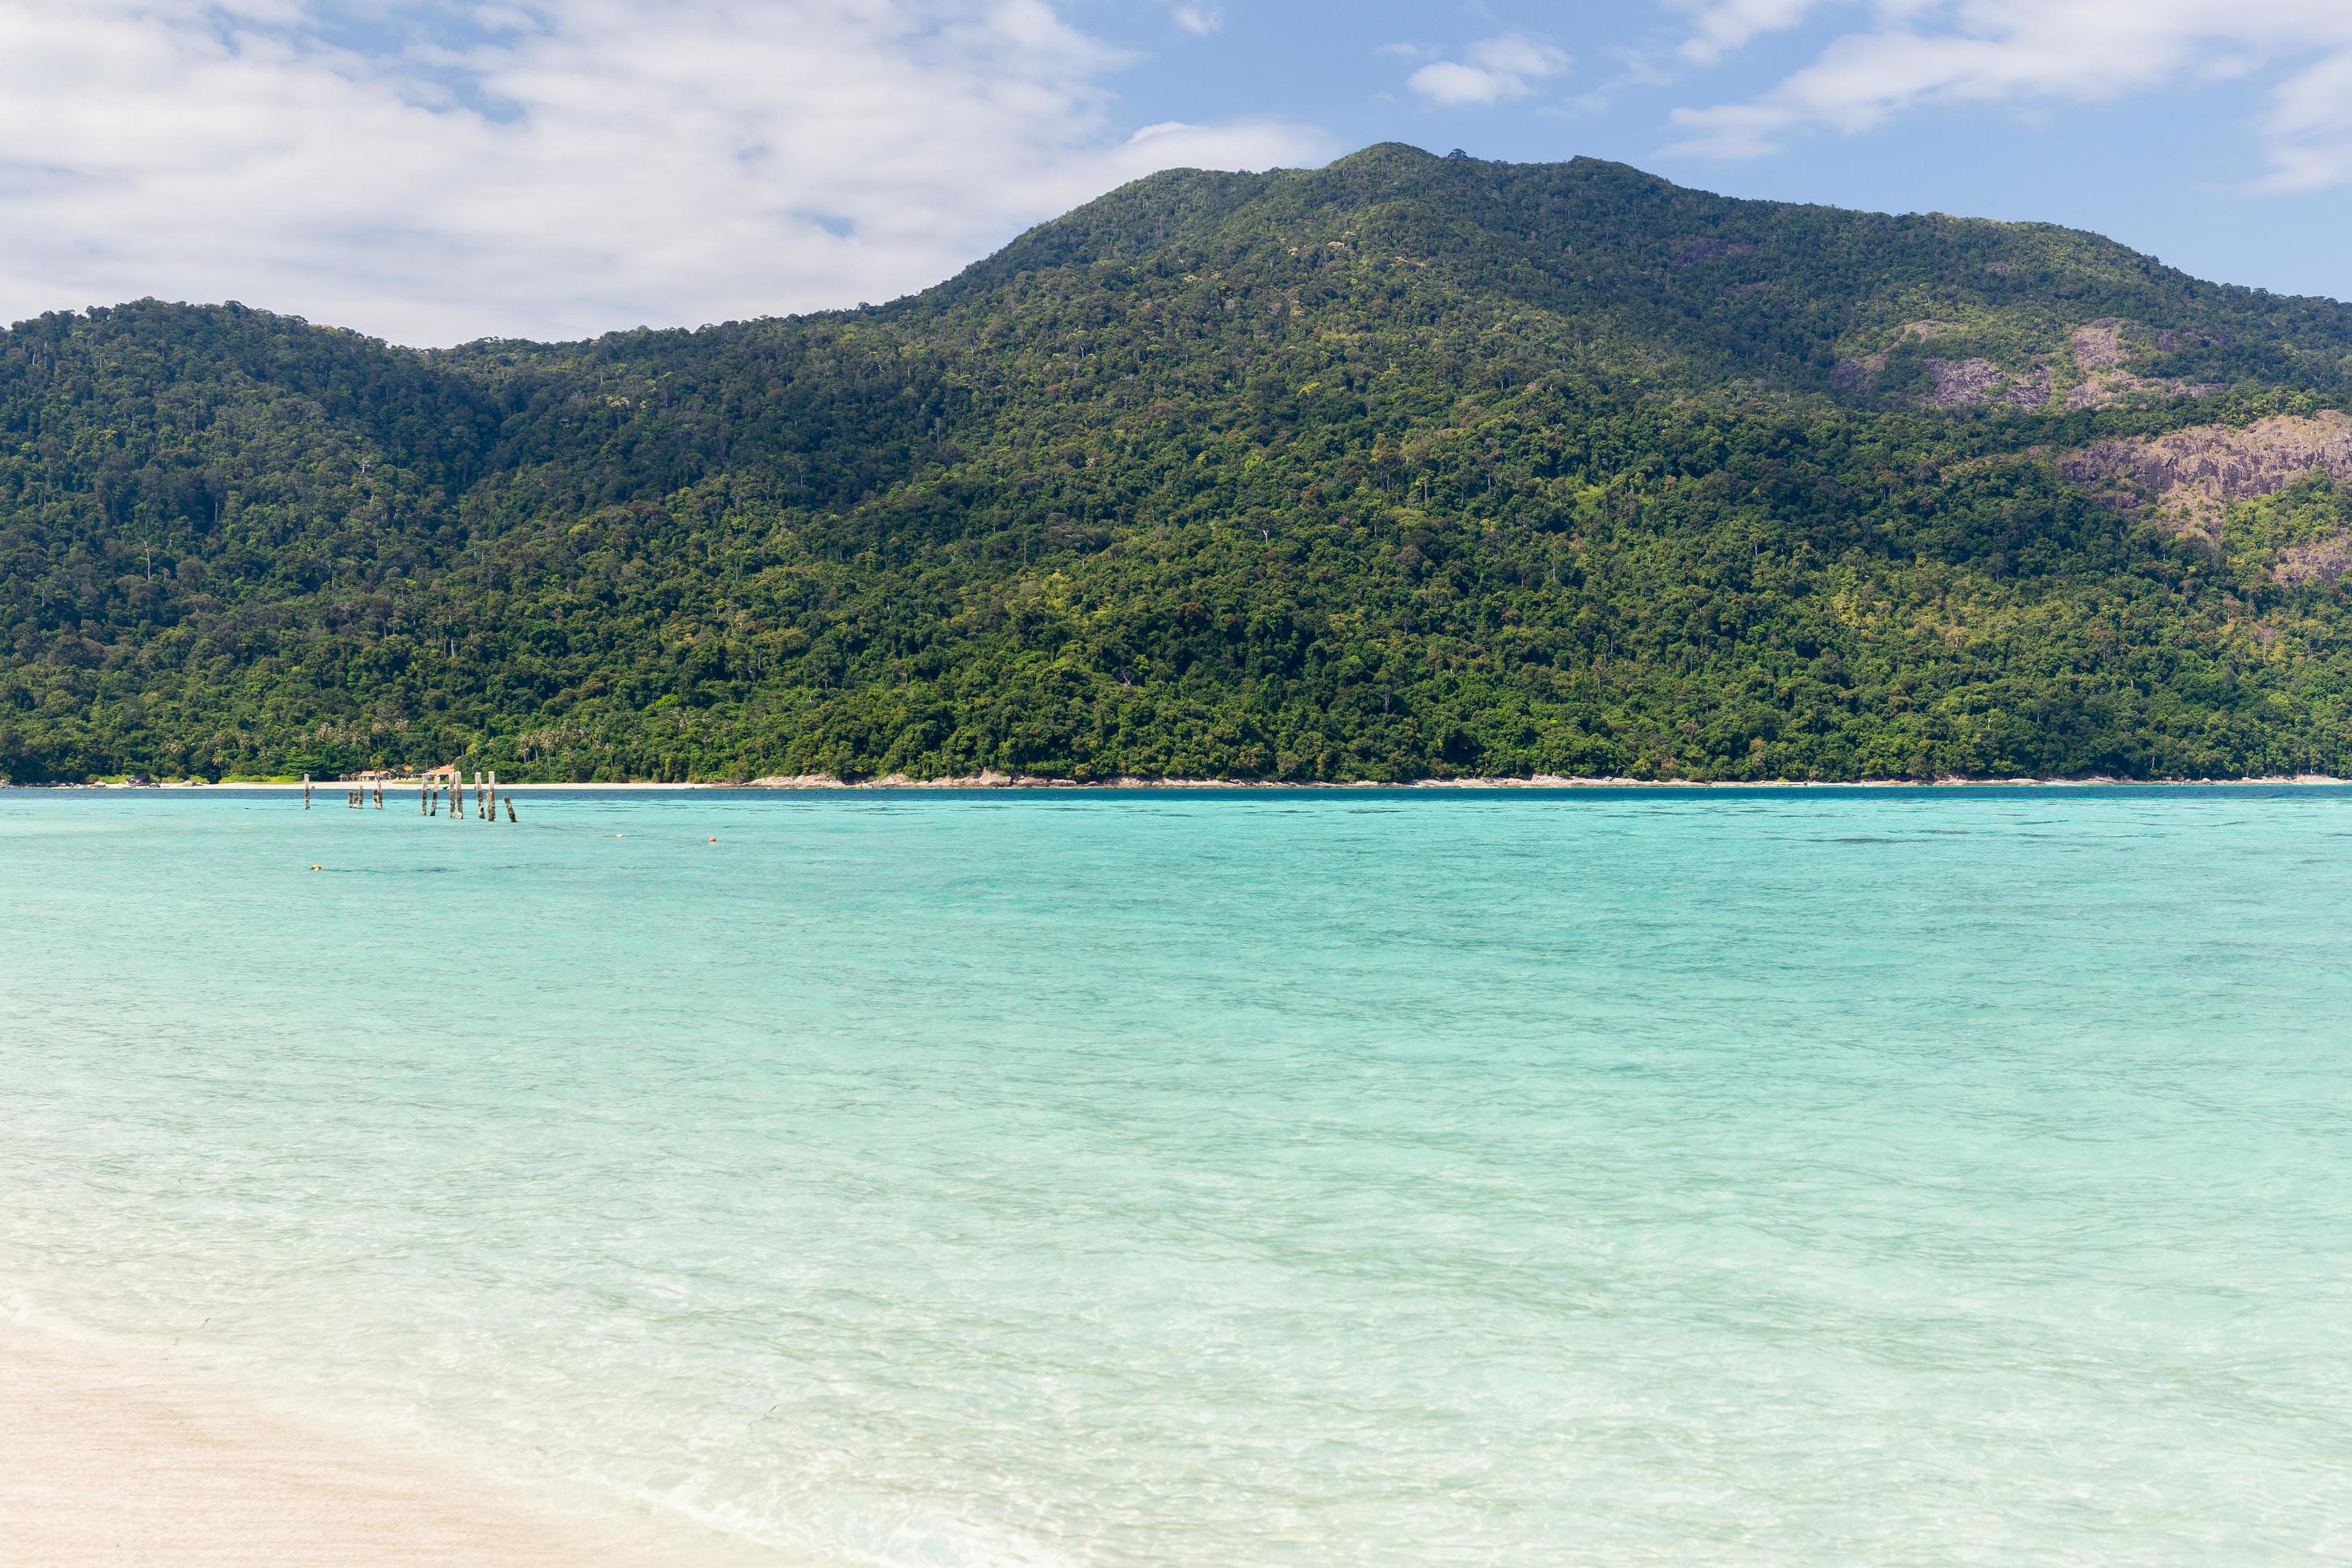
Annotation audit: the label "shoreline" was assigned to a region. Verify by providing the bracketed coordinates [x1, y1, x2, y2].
[0, 1314, 689, 1566]
[6, 773, 2348, 793]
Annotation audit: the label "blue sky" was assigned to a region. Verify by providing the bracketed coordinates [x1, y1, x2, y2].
[2, 1, 2347, 345]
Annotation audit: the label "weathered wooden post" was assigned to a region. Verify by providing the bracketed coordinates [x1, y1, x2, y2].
[374, 780, 383, 809]
[486, 771, 497, 822]
[504, 795, 518, 822]
[303, 774, 312, 809]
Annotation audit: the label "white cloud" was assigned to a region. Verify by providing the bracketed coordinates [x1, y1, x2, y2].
[1406, 35, 1570, 106]
[2256, 44, 2352, 191]
[1664, 1, 2352, 190]
[1668, 0, 1829, 66]
[0, 0, 1328, 346]
[1169, 3, 1222, 36]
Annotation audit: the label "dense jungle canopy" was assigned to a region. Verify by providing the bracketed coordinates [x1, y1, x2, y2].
[6, 142, 2352, 782]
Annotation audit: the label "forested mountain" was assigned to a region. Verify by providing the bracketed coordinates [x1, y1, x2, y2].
[6, 142, 2352, 782]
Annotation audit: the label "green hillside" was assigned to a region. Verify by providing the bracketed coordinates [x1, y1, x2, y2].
[5, 143, 2352, 782]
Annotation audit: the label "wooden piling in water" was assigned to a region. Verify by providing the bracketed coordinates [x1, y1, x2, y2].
[303, 774, 312, 810]
[504, 794, 518, 822]
[374, 780, 383, 809]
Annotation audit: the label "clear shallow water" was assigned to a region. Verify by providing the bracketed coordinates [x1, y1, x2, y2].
[2, 786, 2350, 1565]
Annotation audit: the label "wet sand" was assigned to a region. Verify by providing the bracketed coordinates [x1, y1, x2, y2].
[0, 1320, 668, 1566]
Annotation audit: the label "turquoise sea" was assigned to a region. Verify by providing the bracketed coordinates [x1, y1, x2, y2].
[3, 787, 2350, 1564]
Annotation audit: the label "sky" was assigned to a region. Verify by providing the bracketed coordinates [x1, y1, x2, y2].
[3, 0, 2350, 346]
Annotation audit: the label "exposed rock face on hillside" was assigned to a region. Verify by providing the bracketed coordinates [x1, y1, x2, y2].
[2275, 537, 2352, 587]
[2070, 319, 2133, 370]
[1846, 317, 2222, 410]
[2062, 412, 2352, 538]
[1925, 357, 2050, 407]
[2062, 319, 2221, 410]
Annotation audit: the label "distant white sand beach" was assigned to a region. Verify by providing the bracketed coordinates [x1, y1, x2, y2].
[16, 772, 2352, 792]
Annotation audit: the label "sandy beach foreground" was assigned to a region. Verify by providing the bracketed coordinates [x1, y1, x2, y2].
[0, 1320, 670, 1566]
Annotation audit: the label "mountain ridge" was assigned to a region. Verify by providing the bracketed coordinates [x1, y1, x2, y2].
[4, 146, 2351, 783]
